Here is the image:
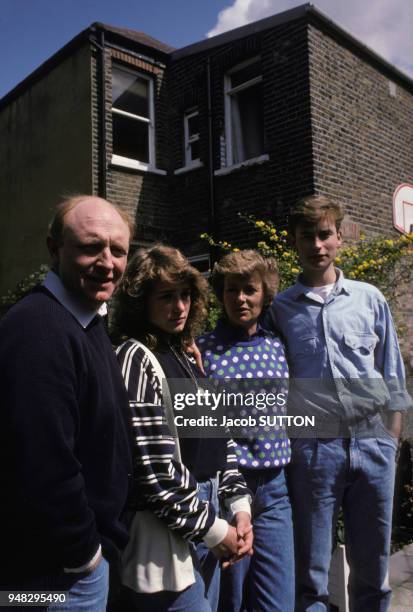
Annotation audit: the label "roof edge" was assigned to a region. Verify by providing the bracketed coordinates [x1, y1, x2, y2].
[96, 21, 175, 55]
[306, 5, 413, 92]
[0, 27, 97, 111]
[172, 2, 413, 92]
[0, 22, 172, 111]
[1, 4, 412, 110]
[171, 3, 310, 60]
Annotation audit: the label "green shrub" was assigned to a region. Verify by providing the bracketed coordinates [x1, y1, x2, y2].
[0, 264, 49, 317]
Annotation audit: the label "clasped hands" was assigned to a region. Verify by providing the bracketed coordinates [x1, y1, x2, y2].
[212, 511, 253, 569]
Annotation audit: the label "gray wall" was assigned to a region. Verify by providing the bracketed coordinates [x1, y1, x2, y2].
[0, 43, 93, 293]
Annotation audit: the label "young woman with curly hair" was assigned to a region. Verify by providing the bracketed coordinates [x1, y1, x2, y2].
[112, 244, 252, 612]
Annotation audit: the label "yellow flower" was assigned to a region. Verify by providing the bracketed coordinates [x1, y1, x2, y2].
[255, 221, 265, 228]
[291, 267, 300, 274]
[233, 248, 240, 252]
[280, 230, 288, 237]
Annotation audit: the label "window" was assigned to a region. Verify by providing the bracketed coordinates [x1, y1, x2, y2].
[187, 254, 211, 277]
[111, 64, 154, 169]
[184, 109, 200, 166]
[224, 58, 264, 166]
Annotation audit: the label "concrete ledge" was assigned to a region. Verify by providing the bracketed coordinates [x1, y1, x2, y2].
[389, 544, 413, 611]
[390, 543, 413, 586]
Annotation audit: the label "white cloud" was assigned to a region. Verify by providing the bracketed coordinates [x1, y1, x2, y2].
[207, 0, 293, 37]
[207, 0, 413, 78]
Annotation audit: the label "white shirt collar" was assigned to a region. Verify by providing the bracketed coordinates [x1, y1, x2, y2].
[42, 271, 107, 329]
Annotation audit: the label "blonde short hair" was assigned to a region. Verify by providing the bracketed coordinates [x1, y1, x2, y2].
[211, 249, 279, 307]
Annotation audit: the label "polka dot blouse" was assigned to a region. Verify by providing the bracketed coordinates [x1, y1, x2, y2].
[198, 321, 291, 469]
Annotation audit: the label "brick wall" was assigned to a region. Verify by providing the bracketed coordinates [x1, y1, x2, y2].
[308, 25, 413, 236]
[168, 18, 314, 256]
[91, 45, 171, 245]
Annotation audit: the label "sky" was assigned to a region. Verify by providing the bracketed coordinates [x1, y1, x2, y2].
[1, 0, 412, 100]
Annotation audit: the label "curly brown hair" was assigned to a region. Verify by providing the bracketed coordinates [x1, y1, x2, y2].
[211, 249, 279, 308]
[112, 244, 209, 349]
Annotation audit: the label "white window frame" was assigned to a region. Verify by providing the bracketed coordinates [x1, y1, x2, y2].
[184, 109, 200, 167]
[111, 64, 157, 172]
[224, 57, 263, 168]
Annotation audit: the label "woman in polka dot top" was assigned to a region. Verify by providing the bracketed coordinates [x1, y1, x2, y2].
[198, 250, 294, 612]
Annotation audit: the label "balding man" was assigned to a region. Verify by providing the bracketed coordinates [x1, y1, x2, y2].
[0, 196, 133, 610]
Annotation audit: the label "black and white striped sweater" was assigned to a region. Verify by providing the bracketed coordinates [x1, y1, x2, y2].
[116, 338, 250, 543]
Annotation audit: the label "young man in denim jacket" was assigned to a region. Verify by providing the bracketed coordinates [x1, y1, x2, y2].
[263, 195, 412, 612]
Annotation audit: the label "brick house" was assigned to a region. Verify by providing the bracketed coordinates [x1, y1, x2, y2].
[1, 3, 412, 358]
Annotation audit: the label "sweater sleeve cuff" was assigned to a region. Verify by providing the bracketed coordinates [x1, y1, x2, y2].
[63, 545, 102, 574]
[202, 518, 228, 548]
[227, 495, 252, 521]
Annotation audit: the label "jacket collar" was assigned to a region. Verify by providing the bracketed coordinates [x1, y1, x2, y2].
[290, 268, 351, 301]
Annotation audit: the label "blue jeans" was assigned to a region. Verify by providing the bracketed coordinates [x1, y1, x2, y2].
[49, 557, 109, 611]
[219, 468, 294, 612]
[1, 558, 109, 612]
[117, 565, 212, 611]
[192, 476, 221, 612]
[288, 436, 397, 612]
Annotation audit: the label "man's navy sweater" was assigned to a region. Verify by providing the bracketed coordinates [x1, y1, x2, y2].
[0, 288, 133, 582]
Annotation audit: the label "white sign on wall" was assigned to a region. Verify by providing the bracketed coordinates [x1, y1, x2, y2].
[393, 184, 413, 234]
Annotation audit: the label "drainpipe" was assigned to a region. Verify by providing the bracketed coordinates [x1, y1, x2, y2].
[206, 56, 217, 265]
[98, 29, 107, 199]
[89, 27, 107, 199]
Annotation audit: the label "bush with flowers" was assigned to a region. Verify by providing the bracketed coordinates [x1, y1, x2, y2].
[201, 213, 413, 313]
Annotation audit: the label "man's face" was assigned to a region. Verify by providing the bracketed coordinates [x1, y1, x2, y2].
[293, 217, 342, 280]
[49, 198, 130, 308]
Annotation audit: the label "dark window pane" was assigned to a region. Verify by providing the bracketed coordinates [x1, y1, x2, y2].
[190, 140, 200, 161]
[189, 257, 210, 273]
[231, 82, 263, 163]
[112, 66, 149, 118]
[112, 114, 149, 162]
[230, 61, 261, 89]
[187, 113, 199, 137]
